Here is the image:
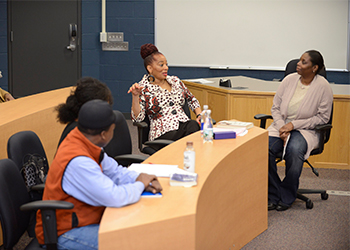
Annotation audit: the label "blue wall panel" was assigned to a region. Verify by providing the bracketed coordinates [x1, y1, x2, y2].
[0, 0, 348, 112]
[83, 0, 155, 112]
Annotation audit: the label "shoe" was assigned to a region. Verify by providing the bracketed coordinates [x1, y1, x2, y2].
[268, 203, 277, 210]
[276, 202, 290, 211]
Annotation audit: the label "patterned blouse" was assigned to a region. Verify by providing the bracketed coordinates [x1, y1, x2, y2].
[131, 75, 200, 141]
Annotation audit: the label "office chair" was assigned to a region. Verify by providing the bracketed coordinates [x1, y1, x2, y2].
[57, 110, 147, 167]
[254, 108, 332, 209]
[7, 131, 48, 198]
[283, 59, 327, 80]
[7, 130, 48, 174]
[0, 158, 73, 250]
[7, 131, 51, 237]
[133, 100, 193, 155]
[108, 110, 148, 166]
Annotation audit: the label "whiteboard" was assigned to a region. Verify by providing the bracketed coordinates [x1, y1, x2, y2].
[155, 0, 349, 71]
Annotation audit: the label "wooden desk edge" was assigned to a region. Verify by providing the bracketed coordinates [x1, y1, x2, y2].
[99, 128, 268, 249]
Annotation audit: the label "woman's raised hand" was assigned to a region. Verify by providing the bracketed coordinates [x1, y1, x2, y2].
[127, 83, 143, 96]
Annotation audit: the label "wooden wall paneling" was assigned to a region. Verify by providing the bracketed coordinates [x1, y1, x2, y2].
[207, 90, 227, 122]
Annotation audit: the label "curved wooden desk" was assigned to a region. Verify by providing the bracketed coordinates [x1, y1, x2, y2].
[0, 87, 73, 164]
[99, 127, 268, 250]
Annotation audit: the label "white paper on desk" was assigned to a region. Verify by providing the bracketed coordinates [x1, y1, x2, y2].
[188, 78, 214, 84]
[282, 134, 290, 160]
[128, 163, 188, 177]
[213, 127, 248, 136]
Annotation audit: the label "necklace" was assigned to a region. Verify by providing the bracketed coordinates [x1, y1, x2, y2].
[298, 79, 310, 90]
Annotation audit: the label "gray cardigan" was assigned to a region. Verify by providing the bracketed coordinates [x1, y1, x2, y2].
[267, 72, 333, 159]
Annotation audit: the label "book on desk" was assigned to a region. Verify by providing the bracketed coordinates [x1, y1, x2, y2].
[169, 172, 198, 187]
[216, 120, 254, 130]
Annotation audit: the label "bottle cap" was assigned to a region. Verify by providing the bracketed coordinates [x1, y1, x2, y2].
[186, 141, 193, 146]
[203, 105, 208, 110]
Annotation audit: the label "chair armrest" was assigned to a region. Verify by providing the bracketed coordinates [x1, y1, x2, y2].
[114, 154, 148, 166]
[142, 139, 174, 154]
[21, 200, 74, 247]
[315, 124, 332, 131]
[133, 121, 149, 151]
[254, 114, 273, 120]
[30, 183, 45, 192]
[314, 124, 333, 153]
[144, 139, 174, 147]
[133, 121, 148, 128]
[20, 200, 73, 211]
[254, 114, 273, 129]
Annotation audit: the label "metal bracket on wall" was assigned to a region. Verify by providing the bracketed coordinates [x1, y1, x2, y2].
[101, 32, 128, 51]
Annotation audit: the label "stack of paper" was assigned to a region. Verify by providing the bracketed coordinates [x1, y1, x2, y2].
[216, 120, 254, 129]
[128, 163, 188, 177]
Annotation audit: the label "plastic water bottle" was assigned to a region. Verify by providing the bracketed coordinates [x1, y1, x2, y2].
[200, 105, 209, 136]
[183, 141, 195, 173]
[203, 109, 213, 143]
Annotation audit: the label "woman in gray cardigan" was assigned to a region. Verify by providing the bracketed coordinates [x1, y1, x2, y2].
[267, 50, 333, 211]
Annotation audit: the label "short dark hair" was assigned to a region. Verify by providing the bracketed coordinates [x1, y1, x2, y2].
[305, 50, 325, 74]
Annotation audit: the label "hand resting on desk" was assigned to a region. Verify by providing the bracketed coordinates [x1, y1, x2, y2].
[136, 173, 163, 193]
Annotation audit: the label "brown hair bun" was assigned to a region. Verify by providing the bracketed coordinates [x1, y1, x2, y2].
[140, 43, 158, 59]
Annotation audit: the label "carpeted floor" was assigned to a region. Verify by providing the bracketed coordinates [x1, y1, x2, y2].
[3, 120, 349, 249]
[242, 167, 350, 250]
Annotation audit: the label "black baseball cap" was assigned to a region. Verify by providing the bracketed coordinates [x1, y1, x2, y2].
[78, 99, 116, 130]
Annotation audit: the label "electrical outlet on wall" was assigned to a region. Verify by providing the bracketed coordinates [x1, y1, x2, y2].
[107, 32, 123, 42]
[101, 32, 128, 51]
[102, 41, 129, 51]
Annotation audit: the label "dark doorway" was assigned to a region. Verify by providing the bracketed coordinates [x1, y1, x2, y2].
[8, 0, 81, 97]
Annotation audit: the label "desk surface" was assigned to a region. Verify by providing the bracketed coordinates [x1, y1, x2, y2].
[0, 87, 73, 163]
[185, 76, 350, 97]
[99, 127, 268, 250]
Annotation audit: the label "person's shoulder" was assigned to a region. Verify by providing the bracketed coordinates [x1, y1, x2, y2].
[314, 74, 329, 85]
[314, 75, 333, 94]
[284, 72, 299, 81]
[280, 73, 299, 88]
[167, 75, 180, 82]
[138, 74, 148, 86]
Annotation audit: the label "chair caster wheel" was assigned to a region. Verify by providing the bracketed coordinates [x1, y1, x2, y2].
[321, 192, 328, 200]
[306, 199, 313, 209]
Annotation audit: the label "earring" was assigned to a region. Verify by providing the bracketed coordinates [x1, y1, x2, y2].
[147, 74, 155, 83]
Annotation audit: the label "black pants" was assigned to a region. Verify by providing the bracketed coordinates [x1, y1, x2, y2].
[157, 120, 200, 141]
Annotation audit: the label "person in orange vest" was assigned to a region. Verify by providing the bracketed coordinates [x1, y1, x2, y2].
[35, 99, 162, 249]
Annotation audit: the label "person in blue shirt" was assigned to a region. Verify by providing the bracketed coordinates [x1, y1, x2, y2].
[35, 99, 162, 249]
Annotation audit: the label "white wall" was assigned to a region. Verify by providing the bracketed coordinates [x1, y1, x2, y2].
[156, 0, 349, 71]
